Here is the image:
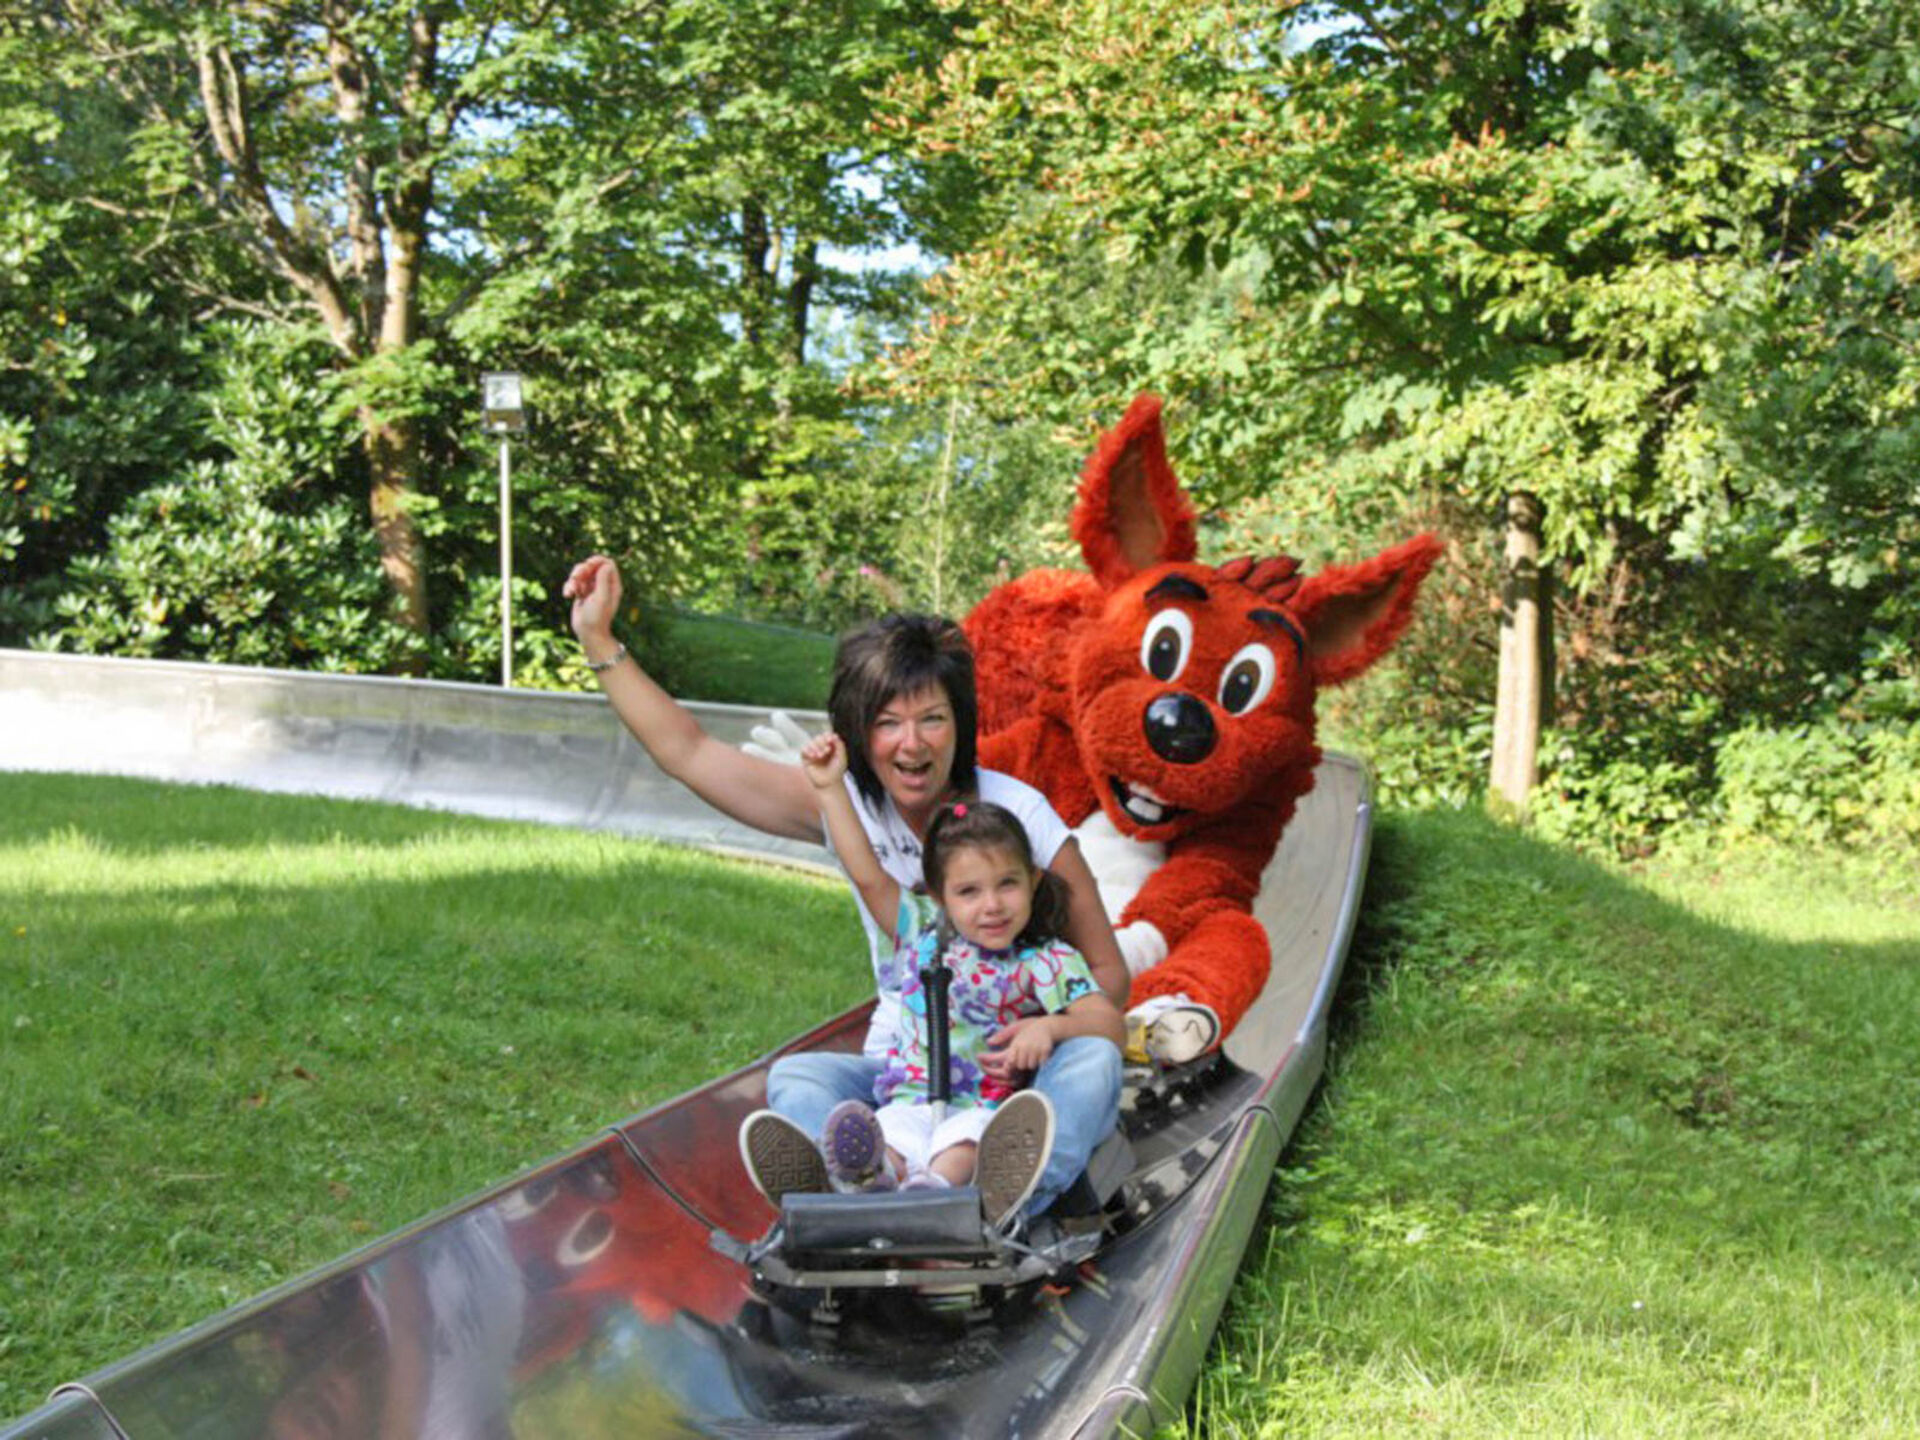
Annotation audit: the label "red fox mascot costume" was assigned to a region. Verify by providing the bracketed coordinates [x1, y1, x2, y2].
[963, 395, 1441, 1061]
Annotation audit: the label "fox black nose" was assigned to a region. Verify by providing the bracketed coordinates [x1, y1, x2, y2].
[1144, 693, 1216, 764]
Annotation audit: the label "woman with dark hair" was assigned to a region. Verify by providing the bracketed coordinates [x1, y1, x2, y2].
[562, 555, 1127, 1224]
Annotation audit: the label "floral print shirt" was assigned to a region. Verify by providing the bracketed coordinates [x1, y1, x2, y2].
[874, 890, 1098, 1109]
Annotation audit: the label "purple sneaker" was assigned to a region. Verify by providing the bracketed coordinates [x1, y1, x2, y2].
[820, 1100, 891, 1191]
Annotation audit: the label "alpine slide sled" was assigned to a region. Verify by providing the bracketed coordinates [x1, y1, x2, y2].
[1, 651, 1376, 1440]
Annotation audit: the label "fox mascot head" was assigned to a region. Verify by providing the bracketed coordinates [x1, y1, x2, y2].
[964, 394, 1441, 1058]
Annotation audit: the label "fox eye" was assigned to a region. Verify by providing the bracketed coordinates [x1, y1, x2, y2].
[1218, 643, 1278, 714]
[1140, 610, 1194, 682]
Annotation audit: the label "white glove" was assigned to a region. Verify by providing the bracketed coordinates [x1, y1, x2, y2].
[1115, 920, 1169, 978]
[741, 709, 813, 766]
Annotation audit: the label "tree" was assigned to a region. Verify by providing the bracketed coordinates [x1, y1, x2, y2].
[10, 0, 972, 670]
[879, 0, 1920, 800]
[0, 39, 211, 642]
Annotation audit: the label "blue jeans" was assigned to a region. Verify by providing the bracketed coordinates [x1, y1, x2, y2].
[766, 1036, 1122, 1218]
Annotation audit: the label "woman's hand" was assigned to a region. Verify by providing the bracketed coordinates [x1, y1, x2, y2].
[563, 555, 622, 646]
[799, 732, 848, 792]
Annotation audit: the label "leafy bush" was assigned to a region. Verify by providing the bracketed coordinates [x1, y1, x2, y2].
[1528, 735, 1703, 856]
[49, 322, 419, 673]
[1862, 724, 1920, 846]
[1530, 717, 1920, 861]
[1717, 719, 1920, 852]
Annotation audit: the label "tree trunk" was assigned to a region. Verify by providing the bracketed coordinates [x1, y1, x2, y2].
[366, 411, 430, 663]
[1490, 489, 1548, 813]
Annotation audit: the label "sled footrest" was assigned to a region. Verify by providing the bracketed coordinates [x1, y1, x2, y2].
[783, 1187, 985, 1254]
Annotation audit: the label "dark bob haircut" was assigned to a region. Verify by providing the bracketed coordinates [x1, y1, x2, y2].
[829, 613, 979, 812]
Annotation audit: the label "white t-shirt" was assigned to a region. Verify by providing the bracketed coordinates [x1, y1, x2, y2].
[825, 768, 1071, 1056]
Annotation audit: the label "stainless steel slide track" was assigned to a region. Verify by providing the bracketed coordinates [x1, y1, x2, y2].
[0, 649, 834, 875]
[2, 650, 1373, 1438]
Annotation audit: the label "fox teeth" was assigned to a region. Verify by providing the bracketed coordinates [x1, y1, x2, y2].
[1109, 776, 1184, 827]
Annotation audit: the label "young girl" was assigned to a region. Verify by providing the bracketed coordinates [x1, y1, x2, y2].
[745, 732, 1125, 1229]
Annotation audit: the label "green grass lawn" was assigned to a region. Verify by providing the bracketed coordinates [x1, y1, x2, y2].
[0, 773, 869, 1418]
[1176, 810, 1920, 1437]
[6, 774, 1917, 1434]
[658, 608, 836, 710]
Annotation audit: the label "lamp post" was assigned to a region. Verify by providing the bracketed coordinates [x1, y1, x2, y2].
[481, 372, 526, 688]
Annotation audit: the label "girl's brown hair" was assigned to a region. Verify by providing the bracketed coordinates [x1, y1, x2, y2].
[922, 798, 1069, 949]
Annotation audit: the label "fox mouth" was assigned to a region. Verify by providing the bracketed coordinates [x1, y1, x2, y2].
[1108, 777, 1188, 828]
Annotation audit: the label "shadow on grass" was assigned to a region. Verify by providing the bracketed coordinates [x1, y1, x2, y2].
[1178, 804, 1920, 1434]
[1313, 804, 1920, 1264]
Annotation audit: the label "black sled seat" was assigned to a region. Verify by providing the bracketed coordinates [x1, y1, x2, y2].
[785, 1187, 987, 1257]
[719, 1179, 1108, 1293]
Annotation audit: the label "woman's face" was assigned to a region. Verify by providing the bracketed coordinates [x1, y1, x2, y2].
[867, 683, 957, 816]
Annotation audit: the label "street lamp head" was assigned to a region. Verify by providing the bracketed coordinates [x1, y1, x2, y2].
[482, 371, 527, 433]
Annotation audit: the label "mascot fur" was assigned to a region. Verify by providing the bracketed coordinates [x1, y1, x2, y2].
[963, 394, 1441, 1063]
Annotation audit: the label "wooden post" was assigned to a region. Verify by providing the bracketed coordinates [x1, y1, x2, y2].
[1490, 490, 1547, 814]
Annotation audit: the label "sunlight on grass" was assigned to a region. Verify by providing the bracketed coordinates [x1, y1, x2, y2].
[3, 821, 837, 896]
[0, 773, 865, 1416]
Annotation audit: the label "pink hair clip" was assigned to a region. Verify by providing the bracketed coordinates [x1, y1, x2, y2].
[952, 803, 968, 818]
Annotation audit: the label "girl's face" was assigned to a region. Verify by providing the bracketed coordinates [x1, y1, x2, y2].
[936, 842, 1036, 953]
[867, 683, 957, 818]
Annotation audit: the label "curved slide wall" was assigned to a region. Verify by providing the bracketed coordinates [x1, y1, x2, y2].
[0, 649, 835, 875]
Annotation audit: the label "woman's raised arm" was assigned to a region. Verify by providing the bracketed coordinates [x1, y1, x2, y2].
[564, 555, 820, 843]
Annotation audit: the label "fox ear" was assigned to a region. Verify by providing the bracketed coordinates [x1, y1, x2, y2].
[1072, 395, 1197, 588]
[1293, 534, 1444, 687]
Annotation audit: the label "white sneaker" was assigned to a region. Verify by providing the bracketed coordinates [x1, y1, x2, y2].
[738, 1109, 829, 1205]
[975, 1090, 1056, 1230]
[1124, 994, 1221, 1065]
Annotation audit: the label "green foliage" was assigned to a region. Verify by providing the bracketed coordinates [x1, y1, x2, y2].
[1531, 716, 1920, 863]
[48, 323, 415, 671]
[1528, 733, 1704, 856]
[0, 67, 211, 643]
[723, 398, 1081, 628]
[1717, 719, 1920, 851]
[8, 0, 980, 675]
[881, 0, 1920, 837]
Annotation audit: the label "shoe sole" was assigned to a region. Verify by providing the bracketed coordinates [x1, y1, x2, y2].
[975, 1091, 1054, 1229]
[821, 1102, 887, 1186]
[739, 1110, 828, 1205]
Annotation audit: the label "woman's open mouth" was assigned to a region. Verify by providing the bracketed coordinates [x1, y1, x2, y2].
[892, 757, 935, 788]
